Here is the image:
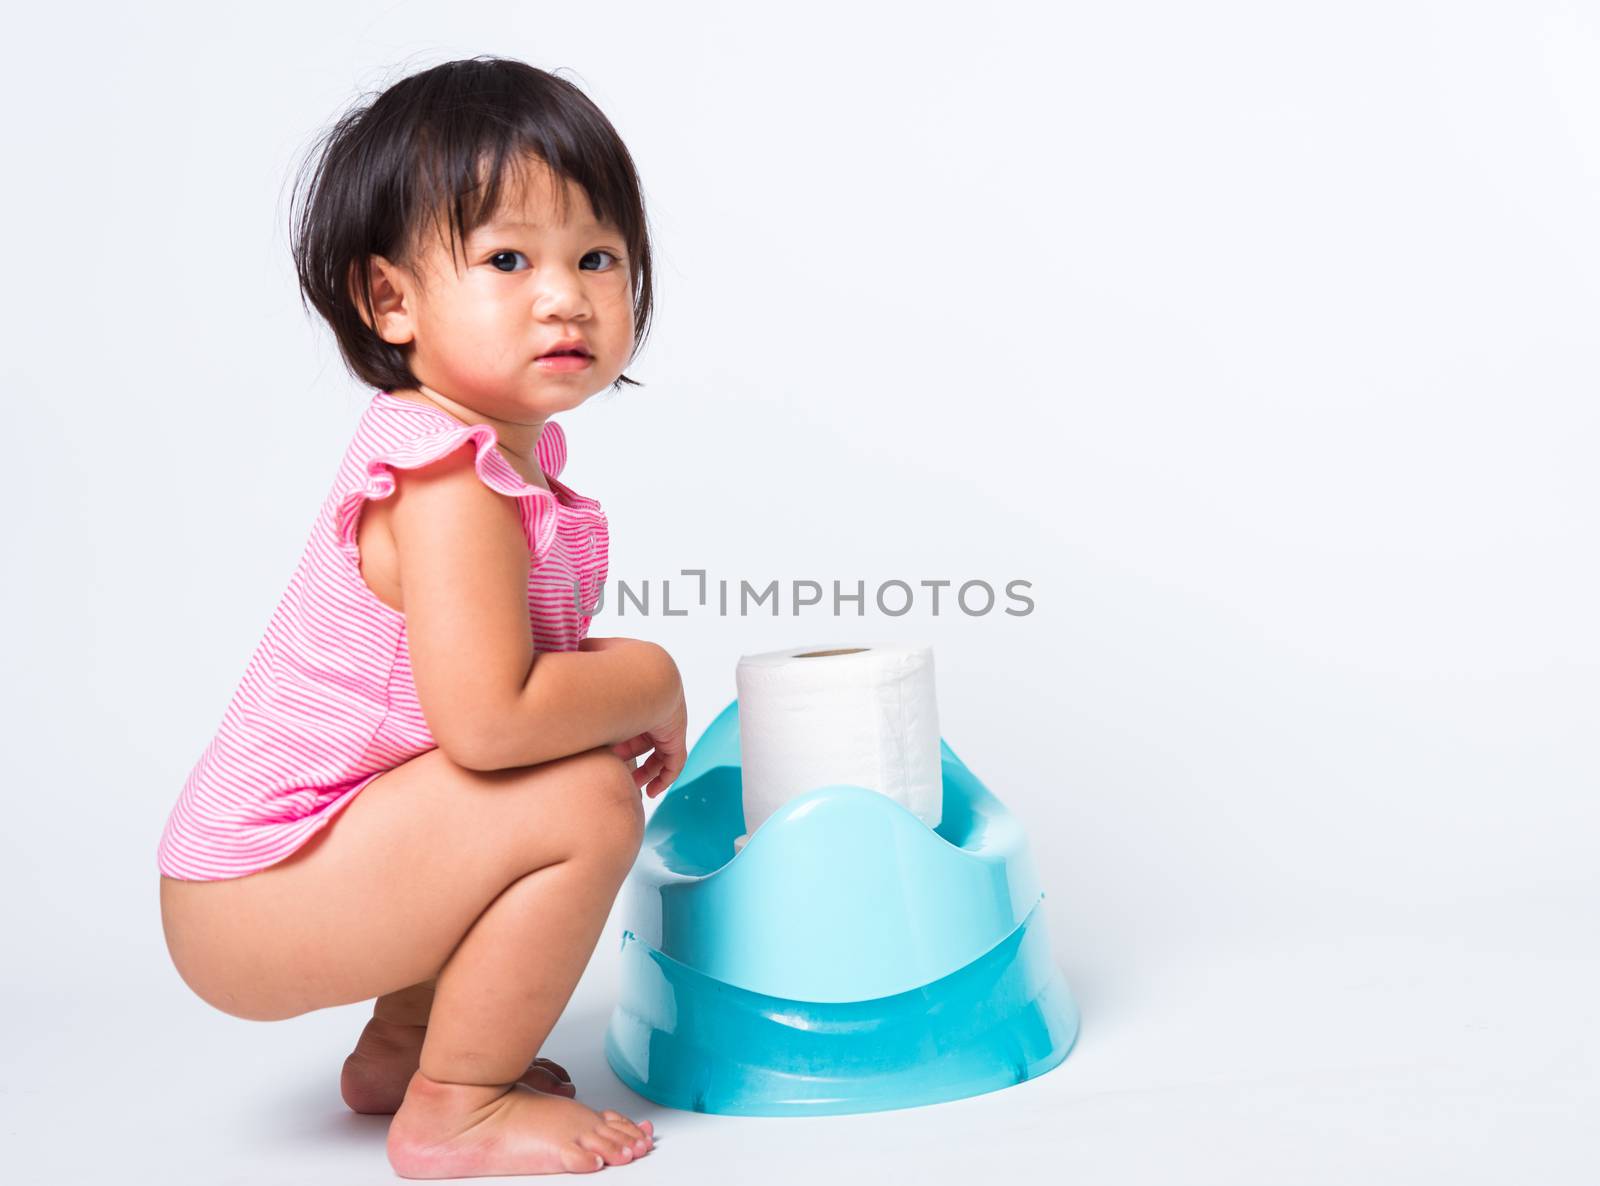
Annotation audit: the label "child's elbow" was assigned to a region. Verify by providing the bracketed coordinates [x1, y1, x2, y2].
[429, 711, 513, 772]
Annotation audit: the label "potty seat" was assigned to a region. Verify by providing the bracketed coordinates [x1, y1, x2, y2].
[603, 698, 1080, 1116]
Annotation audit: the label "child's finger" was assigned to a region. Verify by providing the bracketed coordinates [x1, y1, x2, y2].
[633, 753, 665, 792]
[611, 734, 653, 762]
[662, 741, 686, 779]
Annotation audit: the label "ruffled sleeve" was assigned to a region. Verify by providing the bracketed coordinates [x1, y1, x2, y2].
[333, 423, 552, 554]
[534, 419, 566, 479]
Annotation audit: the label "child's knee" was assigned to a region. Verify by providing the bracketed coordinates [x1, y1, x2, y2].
[562, 748, 646, 862]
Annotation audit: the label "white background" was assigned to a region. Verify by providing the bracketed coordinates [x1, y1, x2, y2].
[2, 1, 1595, 1182]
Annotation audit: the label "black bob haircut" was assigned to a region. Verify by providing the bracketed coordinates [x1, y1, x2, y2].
[290, 56, 653, 395]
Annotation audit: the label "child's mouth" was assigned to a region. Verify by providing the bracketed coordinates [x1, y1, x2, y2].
[536, 352, 593, 371]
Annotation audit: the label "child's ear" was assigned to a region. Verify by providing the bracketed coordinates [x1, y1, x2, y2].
[349, 254, 415, 346]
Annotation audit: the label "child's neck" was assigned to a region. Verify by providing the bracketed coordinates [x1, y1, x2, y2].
[397, 385, 550, 490]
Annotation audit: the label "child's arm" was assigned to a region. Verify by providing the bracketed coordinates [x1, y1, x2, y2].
[477, 639, 682, 772]
[386, 442, 682, 773]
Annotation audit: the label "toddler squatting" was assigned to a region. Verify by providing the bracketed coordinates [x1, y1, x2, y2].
[157, 57, 684, 1178]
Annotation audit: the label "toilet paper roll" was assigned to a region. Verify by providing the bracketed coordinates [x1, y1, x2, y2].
[733, 642, 943, 851]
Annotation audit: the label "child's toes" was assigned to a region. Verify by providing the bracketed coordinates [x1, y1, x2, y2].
[601, 1110, 653, 1150]
[560, 1143, 605, 1174]
[578, 1127, 634, 1165]
[604, 1122, 651, 1155]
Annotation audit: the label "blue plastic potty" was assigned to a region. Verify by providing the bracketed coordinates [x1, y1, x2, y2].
[603, 698, 1080, 1116]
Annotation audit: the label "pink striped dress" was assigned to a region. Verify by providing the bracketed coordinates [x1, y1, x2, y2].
[156, 389, 610, 881]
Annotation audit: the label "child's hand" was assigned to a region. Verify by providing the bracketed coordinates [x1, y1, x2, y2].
[610, 681, 688, 800]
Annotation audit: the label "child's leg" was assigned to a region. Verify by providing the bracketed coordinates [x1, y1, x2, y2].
[372, 978, 439, 1025]
[389, 825, 653, 1176]
[343, 973, 575, 1113]
[159, 743, 654, 1175]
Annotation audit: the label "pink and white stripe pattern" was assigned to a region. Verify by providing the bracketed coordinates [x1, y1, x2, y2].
[156, 390, 609, 881]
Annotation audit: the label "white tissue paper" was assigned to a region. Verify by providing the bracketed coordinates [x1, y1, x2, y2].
[732, 642, 943, 851]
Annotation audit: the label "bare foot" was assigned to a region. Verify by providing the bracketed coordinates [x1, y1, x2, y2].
[342, 1018, 577, 1114]
[387, 1070, 656, 1178]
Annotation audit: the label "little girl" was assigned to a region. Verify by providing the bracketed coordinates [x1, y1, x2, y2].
[156, 56, 685, 1178]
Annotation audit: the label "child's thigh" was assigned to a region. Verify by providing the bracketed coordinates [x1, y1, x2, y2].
[159, 744, 640, 1021]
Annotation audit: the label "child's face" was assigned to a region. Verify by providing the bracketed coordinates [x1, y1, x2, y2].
[365, 159, 635, 418]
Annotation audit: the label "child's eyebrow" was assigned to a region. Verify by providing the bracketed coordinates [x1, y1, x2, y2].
[471, 218, 619, 237]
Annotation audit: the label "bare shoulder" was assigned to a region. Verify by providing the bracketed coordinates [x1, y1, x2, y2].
[387, 442, 529, 583]
[389, 441, 523, 523]
[353, 451, 521, 613]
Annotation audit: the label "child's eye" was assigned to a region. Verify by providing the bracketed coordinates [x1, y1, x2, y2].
[487, 249, 624, 273]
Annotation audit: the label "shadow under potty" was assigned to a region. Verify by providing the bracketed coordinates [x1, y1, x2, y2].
[604, 697, 1081, 1116]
